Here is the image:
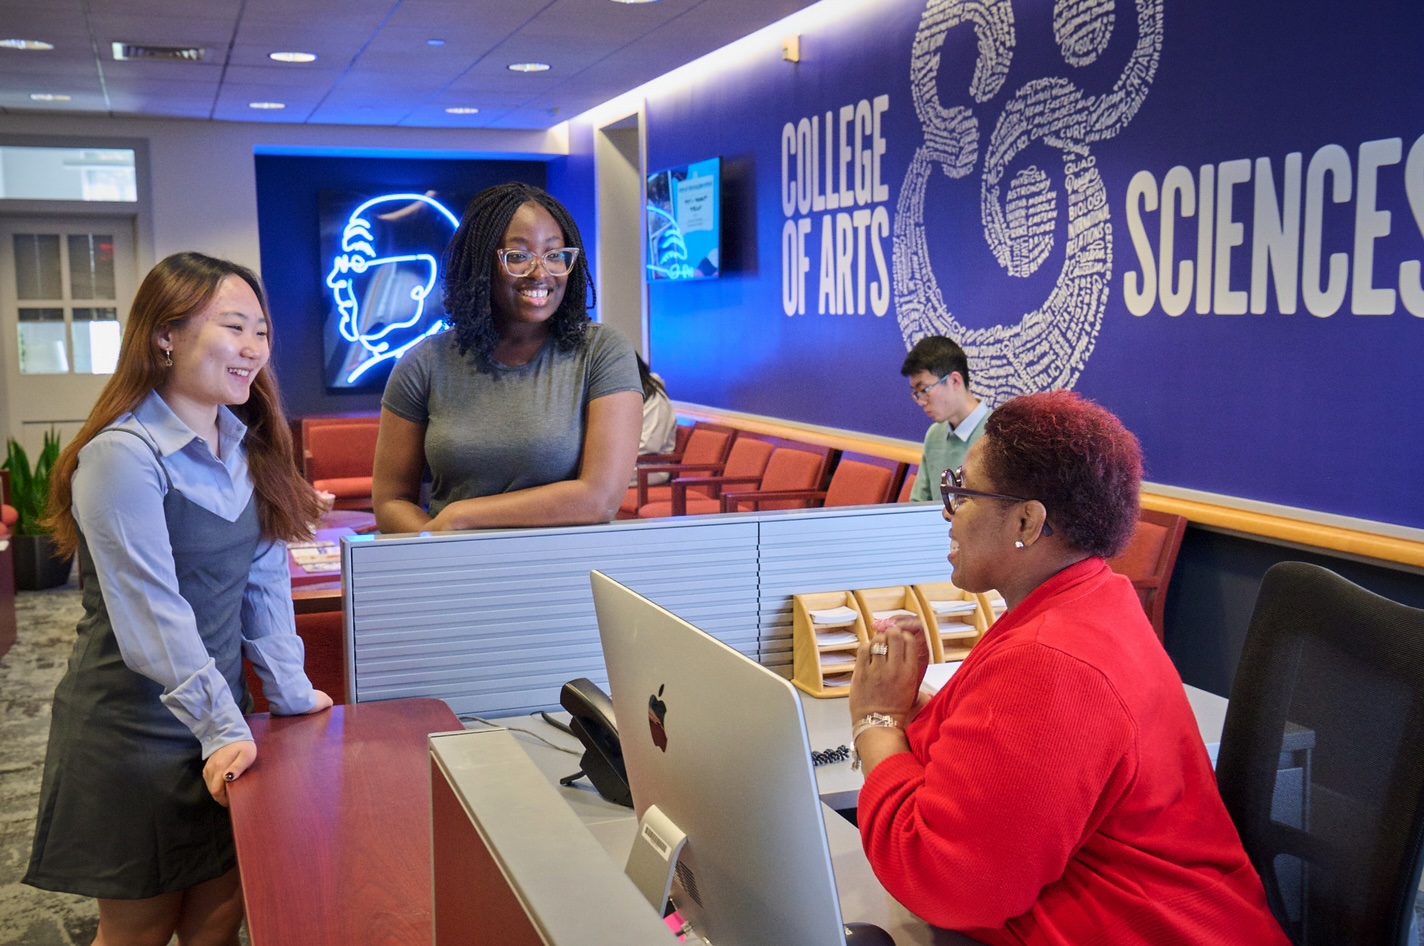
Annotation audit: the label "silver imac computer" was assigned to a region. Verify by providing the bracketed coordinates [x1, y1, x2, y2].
[590, 570, 855, 946]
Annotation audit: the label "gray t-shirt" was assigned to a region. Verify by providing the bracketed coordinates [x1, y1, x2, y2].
[382, 323, 640, 516]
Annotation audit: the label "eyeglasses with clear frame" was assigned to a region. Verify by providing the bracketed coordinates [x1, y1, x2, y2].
[939, 466, 1054, 535]
[496, 247, 580, 278]
[910, 373, 951, 403]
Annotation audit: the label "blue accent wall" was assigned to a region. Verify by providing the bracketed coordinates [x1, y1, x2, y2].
[575, 0, 1424, 532]
[254, 154, 545, 417]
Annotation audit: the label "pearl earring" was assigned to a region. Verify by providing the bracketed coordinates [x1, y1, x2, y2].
[1015, 540, 1025, 549]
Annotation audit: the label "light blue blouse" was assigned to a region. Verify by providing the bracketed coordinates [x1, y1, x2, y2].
[71, 390, 316, 757]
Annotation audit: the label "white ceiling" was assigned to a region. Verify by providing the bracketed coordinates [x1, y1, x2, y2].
[0, 0, 823, 130]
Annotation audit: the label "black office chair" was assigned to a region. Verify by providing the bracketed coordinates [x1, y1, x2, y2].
[1216, 561, 1424, 946]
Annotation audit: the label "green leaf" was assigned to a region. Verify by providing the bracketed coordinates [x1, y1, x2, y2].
[3, 428, 62, 535]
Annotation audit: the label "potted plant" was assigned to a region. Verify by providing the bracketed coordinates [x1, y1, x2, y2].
[2, 430, 73, 590]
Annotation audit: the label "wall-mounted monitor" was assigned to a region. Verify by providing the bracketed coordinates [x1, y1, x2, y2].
[645, 157, 720, 281]
[319, 190, 462, 390]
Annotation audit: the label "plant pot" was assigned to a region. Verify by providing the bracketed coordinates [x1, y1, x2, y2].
[12, 533, 73, 591]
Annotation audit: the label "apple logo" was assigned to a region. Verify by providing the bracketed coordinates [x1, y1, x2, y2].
[647, 684, 669, 752]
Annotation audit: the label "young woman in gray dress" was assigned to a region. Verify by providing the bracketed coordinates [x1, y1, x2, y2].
[25, 252, 333, 945]
[372, 182, 643, 534]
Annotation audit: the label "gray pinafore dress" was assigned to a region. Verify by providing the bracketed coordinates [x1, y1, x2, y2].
[25, 427, 259, 899]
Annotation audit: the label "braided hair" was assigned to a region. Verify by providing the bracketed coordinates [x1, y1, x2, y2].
[442, 182, 594, 364]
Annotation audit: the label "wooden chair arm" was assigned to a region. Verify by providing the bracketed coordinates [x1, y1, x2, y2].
[669, 474, 763, 515]
[636, 462, 729, 507]
[720, 489, 828, 513]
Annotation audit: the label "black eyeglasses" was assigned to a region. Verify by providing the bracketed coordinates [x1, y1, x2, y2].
[497, 247, 580, 278]
[939, 467, 1054, 535]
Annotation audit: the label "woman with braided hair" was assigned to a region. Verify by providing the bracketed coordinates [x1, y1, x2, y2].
[373, 182, 643, 533]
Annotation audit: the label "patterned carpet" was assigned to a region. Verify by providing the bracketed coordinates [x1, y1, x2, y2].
[0, 579, 96, 946]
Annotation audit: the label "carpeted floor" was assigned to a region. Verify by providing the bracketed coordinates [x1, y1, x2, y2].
[0, 577, 96, 946]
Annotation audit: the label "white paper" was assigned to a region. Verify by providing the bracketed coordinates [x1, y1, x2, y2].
[814, 629, 859, 646]
[928, 598, 978, 615]
[819, 652, 855, 668]
[808, 606, 859, 626]
[921, 661, 964, 694]
[870, 608, 915, 620]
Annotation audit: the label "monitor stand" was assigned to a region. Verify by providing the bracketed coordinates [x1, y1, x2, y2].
[625, 804, 688, 915]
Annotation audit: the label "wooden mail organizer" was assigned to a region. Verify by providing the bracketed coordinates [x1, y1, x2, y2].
[791, 580, 992, 697]
[340, 503, 951, 717]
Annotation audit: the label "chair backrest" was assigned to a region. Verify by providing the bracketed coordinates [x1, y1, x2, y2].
[303, 421, 380, 482]
[1106, 507, 1187, 643]
[823, 454, 905, 507]
[672, 423, 693, 456]
[678, 423, 736, 468]
[720, 435, 775, 480]
[754, 446, 831, 509]
[1215, 562, 1424, 946]
[897, 464, 919, 502]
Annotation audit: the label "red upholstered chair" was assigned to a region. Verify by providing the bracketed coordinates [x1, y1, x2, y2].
[618, 422, 736, 518]
[303, 419, 380, 511]
[716, 445, 833, 513]
[898, 464, 920, 502]
[244, 608, 348, 712]
[719, 452, 905, 511]
[636, 435, 776, 518]
[1107, 507, 1187, 643]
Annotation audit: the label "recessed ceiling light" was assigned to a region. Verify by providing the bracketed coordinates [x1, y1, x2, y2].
[0, 38, 54, 50]
[609, 0, 661, 4]
[444, 106, 480, 114]
[426, 38, 446, 46]
[29, 93, 71, 101]
[507, 62, 550, 73]
[269, 51, 316, 63]
[248, 101, 286, 110]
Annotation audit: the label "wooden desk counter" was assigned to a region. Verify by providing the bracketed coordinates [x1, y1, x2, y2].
[229, 698, 461, 946]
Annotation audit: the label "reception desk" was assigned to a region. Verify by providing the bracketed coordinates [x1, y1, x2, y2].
[228, 698, 460, 946]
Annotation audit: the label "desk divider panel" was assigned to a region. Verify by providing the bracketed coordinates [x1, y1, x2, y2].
[344, 504, 948, 717]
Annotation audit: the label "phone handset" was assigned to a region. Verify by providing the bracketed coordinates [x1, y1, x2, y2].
[558, 678, 634, 808]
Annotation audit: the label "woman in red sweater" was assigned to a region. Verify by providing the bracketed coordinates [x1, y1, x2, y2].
[849, 391, 1288, 945]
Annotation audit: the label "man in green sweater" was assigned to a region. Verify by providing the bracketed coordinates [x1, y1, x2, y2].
[901, 336, 991, 502]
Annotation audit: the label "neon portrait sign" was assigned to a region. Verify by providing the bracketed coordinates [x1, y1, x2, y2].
[322, 192, 460, 388]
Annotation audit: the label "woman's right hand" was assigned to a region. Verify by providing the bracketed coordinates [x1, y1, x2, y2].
[203, 739, 257, 807]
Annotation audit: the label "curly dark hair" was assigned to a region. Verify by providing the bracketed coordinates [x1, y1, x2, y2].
[441, 182, 594, 365]
[979, 391, 1142, 558]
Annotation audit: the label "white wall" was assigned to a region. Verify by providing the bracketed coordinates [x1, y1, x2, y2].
[1, 114, 567, 276]
[0, 114, 568, 445]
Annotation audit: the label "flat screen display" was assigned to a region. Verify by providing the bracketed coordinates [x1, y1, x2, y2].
[318, 190, 463, 390]
[645, 157, 721, 281]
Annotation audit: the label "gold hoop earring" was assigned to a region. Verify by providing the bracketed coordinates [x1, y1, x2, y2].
[162, 349, 173, 368]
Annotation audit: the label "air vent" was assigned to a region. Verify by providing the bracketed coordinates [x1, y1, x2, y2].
[111, 42, 205, 62]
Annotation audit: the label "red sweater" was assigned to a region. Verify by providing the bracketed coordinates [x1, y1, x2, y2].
[858, 558, 1288, 945]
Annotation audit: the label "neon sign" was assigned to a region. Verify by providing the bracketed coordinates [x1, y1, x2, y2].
[323, 192, 460, 386]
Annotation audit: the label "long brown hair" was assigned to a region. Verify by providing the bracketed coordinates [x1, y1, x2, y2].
[46, 252, 321, 556]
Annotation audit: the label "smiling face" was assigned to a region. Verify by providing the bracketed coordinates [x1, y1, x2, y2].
[491, 201, 570, 332]
[945, 437, 1019, 593]
[156, 274, 270, 427]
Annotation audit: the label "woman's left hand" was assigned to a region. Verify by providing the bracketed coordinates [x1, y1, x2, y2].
[303, 689, 334, 714]
[849, 617, 930, 722]
[203, 739, 257, 808]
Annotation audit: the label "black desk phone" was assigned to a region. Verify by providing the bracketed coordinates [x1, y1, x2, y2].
[558, 678, 634, 808]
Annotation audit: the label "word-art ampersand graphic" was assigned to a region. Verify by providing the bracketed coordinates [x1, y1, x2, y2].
[894, 0, 1164, 402]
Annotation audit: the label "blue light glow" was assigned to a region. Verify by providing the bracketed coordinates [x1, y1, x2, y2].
[324, 192, 459, 385]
